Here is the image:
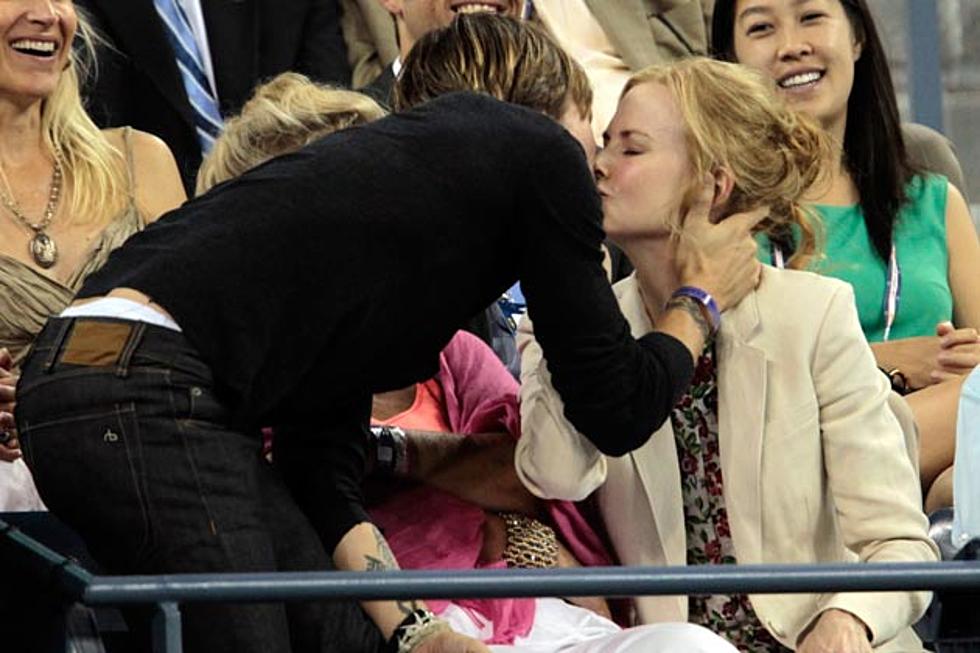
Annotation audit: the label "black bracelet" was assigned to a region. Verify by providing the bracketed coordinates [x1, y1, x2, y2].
[880, 367, 910, 395]
[369, 425, 408, 475]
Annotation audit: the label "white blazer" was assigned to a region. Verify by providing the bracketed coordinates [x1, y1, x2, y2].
[516, 266, 938, 651]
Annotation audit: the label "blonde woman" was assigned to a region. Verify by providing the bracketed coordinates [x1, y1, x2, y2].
[0, 4, 183, 497]
[517, 58, 938, 653]
[195, 73, 385, 194]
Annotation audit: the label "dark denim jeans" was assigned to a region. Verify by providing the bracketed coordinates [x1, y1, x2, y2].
[15, 318, 385, 653]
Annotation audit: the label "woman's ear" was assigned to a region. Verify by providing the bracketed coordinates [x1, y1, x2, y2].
[708, 166, 735, 223]
[852, 37, 863, 62]
[378, 0, 404, 16]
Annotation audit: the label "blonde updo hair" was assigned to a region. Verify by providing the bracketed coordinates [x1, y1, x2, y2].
[394, 14, 592, 122]
[624, 58, 829, 269]
[196, 72, 386, 194]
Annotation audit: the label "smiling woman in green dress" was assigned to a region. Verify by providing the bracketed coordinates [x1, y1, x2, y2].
[711, 0, 980, 511]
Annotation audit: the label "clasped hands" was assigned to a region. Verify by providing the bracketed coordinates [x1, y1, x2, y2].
[878, 321, 980, 391]
[1, 347, 19, 462]
[932, 321, 980, 383]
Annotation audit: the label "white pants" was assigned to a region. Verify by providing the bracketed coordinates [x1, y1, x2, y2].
[0, 459, 45, 512]
[442, 598, 737, 653]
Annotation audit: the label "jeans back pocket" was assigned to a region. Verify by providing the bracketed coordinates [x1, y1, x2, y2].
[20, 403, 152, 569]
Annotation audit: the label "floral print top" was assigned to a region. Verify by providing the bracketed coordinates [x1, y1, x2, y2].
[670, 346, 790, 652]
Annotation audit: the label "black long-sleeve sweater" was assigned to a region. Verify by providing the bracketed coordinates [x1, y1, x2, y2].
[79, 93, 694, 546]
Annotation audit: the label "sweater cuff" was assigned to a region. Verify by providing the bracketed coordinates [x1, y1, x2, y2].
[638, 331, 695, 405]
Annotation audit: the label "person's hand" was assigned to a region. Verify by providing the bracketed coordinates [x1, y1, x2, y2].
[0, 411, 20, 462]
[554, 538, 612, 619]
[932, 321, 980, 382]
[414, 629, 491, 653]
[797, 609, 873, 653]
[674, 176, 766, 312]
[0, 347, 14, 409]
[478, 513, 507, 564]
[564, 594, 612, 621]
[870, 336, 942, 390]
[0, 375, 15, 414]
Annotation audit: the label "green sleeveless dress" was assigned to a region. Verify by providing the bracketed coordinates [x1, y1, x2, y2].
[758, 174, 951, 342]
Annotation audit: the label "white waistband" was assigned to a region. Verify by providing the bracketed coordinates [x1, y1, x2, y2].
[60, 297, 182, 332]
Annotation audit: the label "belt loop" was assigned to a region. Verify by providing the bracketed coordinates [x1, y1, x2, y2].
[116, 322, 147, 378]
[41, 319, 75, 374]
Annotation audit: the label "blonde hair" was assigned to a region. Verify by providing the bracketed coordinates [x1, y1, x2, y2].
[46, 9, 128, 225]
[196, 73, 386, 194]
[394, 14, 592, 121]
[624, 59, 829, 269]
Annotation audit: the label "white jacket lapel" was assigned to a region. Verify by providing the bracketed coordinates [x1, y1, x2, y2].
[716, 289, 767, 565]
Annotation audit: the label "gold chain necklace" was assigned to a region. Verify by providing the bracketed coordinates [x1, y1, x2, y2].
[0, 149, 64, 269]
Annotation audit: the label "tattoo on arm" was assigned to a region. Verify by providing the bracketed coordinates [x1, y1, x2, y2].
[364, 526, 420, 615]
[374, 526, 399, 569]
[364, 555, 387, 572]
[665, 296, 713, 343]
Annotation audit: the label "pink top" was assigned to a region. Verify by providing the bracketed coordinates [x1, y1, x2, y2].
[377, 377, 452, 433]
[369, 330, 612, 643]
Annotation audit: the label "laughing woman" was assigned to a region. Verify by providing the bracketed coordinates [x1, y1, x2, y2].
[711, 0, 980, 512]
[516, 58, 938, 652]
[0, 2, 183, 503]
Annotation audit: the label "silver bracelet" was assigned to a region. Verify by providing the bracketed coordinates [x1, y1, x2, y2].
[392, 609, 450, 653]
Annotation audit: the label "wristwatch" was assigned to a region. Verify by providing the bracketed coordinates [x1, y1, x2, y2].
[883, 367, 910, 395]
[369, 425, 409, 475]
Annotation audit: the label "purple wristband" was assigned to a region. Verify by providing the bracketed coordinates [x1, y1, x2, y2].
[671, 286, 721, 335]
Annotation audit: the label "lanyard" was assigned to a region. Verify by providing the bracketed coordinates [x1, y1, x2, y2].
[770, 242, 901, 341]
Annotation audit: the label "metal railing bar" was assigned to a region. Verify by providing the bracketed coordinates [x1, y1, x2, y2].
[81, 561, 980, 606]
[152, 602, 184, 653]
[0, 518, 93, 598]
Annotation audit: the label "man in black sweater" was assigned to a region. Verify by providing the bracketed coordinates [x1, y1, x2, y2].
[13, 25, 760, 653]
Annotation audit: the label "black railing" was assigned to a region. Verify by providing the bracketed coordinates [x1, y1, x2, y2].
[3, 516, 979, 653]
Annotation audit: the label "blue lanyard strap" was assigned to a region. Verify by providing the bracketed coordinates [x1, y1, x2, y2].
[770, 243, 900, 341]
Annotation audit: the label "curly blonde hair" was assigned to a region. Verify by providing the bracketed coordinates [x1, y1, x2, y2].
[196, 73, 386, 194]
[624, 58, 829, 269]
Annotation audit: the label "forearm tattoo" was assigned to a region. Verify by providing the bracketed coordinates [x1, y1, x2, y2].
[664, 296, 713, 343]
[364, 525, 420, 615]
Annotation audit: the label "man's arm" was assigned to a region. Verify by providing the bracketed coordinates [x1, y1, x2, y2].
[332, 522, 491, 653]
[274, 415, 490, 652]
[371, 428, 539, 514]
[369, 330, 537, 512]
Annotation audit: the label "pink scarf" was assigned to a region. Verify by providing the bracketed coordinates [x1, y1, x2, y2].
[370, 331, 612, 643]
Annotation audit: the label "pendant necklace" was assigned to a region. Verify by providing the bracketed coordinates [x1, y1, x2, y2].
[0, 149, 63, 269]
